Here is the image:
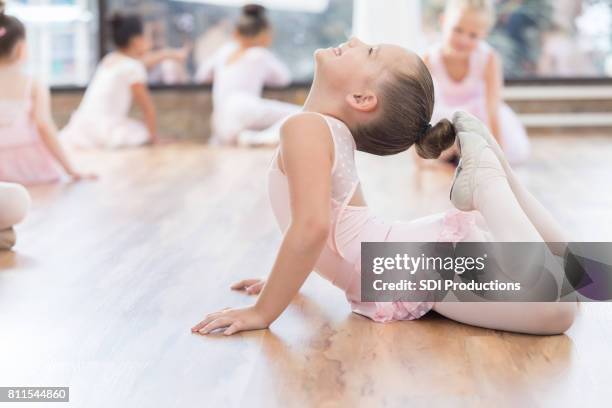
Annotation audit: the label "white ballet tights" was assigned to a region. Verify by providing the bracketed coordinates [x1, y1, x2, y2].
[0, 182, 30, 250]
[433, 150, 577, 335]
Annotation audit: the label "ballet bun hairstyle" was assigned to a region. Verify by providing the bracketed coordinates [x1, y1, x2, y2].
[352, 55, 456, 159]
[0, 0, 26, 60]
[236, 4, 269, 37]
[109, 12, 143, 48]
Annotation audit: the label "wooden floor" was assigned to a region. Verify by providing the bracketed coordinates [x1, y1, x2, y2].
[1, 133, 612, 407]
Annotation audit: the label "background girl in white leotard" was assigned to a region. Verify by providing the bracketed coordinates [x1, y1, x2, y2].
[195, 4, 300, 146]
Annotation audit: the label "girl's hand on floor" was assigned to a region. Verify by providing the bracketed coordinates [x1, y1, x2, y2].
[230, 278, 266, 295]
[69, 172, 98, 182]
[191, 306, 269, 336]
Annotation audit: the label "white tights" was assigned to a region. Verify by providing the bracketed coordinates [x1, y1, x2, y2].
[433, 149, 577, 335]
[0, 182, 30, 249]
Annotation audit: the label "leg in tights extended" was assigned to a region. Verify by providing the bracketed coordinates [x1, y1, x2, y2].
[0, 183, 30, 250]
[433, 149, 577, 335]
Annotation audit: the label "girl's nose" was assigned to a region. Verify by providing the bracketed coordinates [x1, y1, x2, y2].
[348, 37, 366, 48]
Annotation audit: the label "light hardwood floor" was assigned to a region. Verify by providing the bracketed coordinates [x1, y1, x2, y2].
[1, 134, 611, 407]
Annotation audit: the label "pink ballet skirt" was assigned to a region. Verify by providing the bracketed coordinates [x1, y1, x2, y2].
[426, 42, 531, 165]
[0, 81, 62, 185]
[268, 113, 490, 323]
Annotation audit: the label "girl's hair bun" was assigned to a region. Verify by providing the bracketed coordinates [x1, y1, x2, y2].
[236, 4, 269, 37]
[109, 12, 124, 28]
[108, 12, 143, 48]
[415, 118, 457, 159]
[242, 4, 265, 18]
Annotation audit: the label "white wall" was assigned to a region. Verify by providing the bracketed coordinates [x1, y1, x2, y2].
[352, 0, 425, 52]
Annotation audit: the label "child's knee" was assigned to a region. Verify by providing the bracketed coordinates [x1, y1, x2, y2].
[0, 183, 31, 229]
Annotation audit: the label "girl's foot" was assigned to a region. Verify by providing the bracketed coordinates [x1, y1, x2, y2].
[449, 130, 507, 212]
[452, 111, 513, 177]
[0, 228, 17, 250]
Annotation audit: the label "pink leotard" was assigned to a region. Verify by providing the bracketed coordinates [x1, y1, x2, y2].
[267, 113, 491, 323]
[426, 42, 531, 165]
[0, 78, 62, 185]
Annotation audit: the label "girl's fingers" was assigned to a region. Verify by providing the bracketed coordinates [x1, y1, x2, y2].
[246, 281, 264, 294]
[199, 317, 233, 334]
[224, 322, 242, 336]
[191, 310, 225, 332]
[230, 279, 261, 290]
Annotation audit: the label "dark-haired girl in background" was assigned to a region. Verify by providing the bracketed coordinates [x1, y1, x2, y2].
[62, 13, 183, 148]
[0, 1, 94, 184]
[195, 4, 299, 146]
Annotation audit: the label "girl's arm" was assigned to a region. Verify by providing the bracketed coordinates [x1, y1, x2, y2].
[262, 50, 292, 87]
[131, 83, 158, 143]
[141, 45, 190, 69]
[32, 81, 95, 180]
[191, 113, 334, 336]
[484, 51, 504, 147]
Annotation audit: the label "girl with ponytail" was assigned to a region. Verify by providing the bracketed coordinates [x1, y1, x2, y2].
[192, 37, 576, 337]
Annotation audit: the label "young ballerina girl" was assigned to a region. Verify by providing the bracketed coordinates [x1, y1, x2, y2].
[195, 4, 299, 146]
[192, 37, 577, 337]
[423, 0, 530, 165]
[0, 3, 93, 184]
[62, 13, 159, 148]
[0, 182, 30, 250]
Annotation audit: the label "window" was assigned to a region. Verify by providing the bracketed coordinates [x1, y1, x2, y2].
[103, 0, 353, 84]
[6, 0, 98, 86]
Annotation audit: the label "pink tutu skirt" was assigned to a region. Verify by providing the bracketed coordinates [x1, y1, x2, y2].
[0, 141, 63, 185]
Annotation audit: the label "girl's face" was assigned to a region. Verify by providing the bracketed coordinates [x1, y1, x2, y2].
[442, 8, 490, 57]
[236, 28, 273, 48]
[314, 36, 413, 98]
[128, 34, 151, 56]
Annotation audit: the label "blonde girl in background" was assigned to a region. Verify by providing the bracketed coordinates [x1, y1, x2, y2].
[423, 0, 530, 166]
[0, 1, 94, 184]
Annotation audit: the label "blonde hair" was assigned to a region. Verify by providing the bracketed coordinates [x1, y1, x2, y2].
[445, 0, 496, 27]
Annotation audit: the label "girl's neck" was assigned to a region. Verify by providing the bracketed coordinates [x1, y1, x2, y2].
[117, 48, 140, 59]
[440, 44, 469, 61]
[302, 83, 351, 126]
[0, 60, 22, 72]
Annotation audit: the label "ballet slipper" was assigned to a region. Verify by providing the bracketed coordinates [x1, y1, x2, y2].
[0, 228, 17, 250]
[452, 111, 513, 177]
[449, 130, 506, 212]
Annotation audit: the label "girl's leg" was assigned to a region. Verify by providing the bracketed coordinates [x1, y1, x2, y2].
[0, 182, 30, 230]
[453, 111, 568, 252]
[0, 182, 30, 250]
[432, 301, 576, 335]
[434, 148, 577, 335]
[506, 168, 569, 255]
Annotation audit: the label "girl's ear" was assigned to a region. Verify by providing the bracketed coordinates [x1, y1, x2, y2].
[14, 41, 27, 62]
[345, 90, 378, 113]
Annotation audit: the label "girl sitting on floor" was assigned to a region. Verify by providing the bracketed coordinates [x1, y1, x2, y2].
[195, 4, 299, 146]
[62, 13, 168, 148]
[422, 0, 530, 166]
[0, 2, 93, 184]
[192, 37, 576, 337]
